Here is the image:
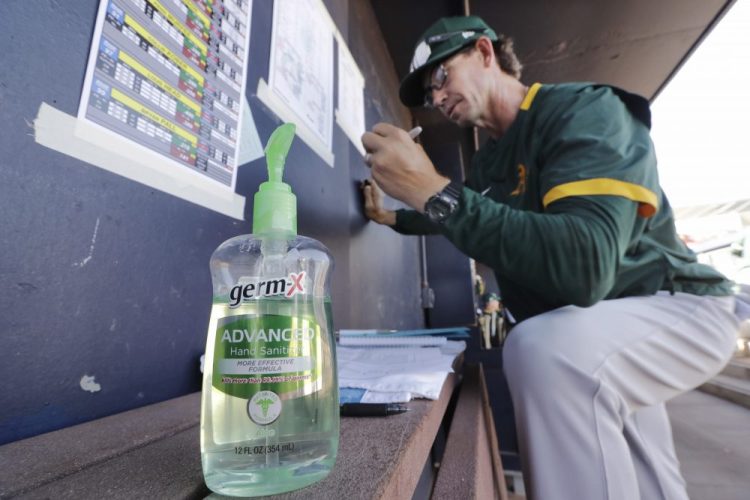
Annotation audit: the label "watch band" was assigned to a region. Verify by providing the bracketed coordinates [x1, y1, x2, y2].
[441, 180, 463, 200]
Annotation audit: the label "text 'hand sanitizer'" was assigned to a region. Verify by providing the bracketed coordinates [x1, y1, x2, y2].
[200, 123, 339, 497]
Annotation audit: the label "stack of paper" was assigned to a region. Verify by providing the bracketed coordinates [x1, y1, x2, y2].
[336, 327, 468, 403]
[338, 327, 470, 340]
[338, 336, 447, 347]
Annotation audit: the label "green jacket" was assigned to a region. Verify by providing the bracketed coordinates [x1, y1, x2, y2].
[394, 83, 732, 323]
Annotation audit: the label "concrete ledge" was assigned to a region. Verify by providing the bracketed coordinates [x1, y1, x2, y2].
[432, 364, 507, 500]
[0, 374, 460, 499]
[720, 357, 750, 380]
[277, 372, 458, 500]
[12, 426, 207, 499]
[700, 374, 750, 409]
[0, 393, 203, 499]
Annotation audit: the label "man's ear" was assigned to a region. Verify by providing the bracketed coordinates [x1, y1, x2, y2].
[475, 36, 496, 68]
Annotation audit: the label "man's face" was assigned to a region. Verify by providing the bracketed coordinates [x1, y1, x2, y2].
[423, 47, 482, 127]
[484, 299, 500, 313]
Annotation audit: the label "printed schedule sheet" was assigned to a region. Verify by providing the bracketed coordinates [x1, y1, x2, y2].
[78, 0, 253, 189]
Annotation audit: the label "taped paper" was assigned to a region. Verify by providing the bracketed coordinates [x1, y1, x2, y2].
[34, 102, 246, 219]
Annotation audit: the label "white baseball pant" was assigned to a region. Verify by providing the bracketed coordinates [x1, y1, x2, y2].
[503, 291, 739, 500]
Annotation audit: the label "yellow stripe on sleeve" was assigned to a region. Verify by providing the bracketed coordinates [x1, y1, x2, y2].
[542, 178, 658, 217]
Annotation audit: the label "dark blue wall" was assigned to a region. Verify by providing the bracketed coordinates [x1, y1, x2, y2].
[0, 0, 431, 445]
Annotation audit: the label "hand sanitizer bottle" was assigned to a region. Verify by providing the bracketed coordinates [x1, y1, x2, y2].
[201, 123, 338, 497]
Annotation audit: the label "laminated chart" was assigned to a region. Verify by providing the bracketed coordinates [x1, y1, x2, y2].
[78, 0, 253, 188]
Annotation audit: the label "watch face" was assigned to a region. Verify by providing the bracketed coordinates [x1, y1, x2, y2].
[426, 202, 449, 221]
[425, 192, 457, 222]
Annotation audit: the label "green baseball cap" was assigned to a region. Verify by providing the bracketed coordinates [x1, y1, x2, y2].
[399, 15, 498, 107]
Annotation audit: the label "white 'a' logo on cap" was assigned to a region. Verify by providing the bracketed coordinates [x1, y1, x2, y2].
[410, 31, 478, 72]
[410, 41, 431, 71]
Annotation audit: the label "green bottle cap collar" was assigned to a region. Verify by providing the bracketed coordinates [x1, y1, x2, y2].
[253, 123, 297, 235]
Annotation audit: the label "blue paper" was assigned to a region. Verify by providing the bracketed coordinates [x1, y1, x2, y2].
[339, 387, 366, 403]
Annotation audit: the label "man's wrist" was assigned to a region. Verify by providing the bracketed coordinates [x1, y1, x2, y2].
[380, 210, 397, 226]
[414, 177, 451, 213]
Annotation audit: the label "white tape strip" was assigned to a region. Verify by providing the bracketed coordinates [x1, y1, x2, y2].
[335, 109, 366, 157]
[256, 79, 335, 167]
[33, 102, 246, 220]
[237, 96, 265, 166]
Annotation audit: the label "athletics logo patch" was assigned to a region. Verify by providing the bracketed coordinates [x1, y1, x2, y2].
[510, 164, 527, 196]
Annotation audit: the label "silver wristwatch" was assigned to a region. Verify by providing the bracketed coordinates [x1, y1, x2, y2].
[424, 181, 462, 223]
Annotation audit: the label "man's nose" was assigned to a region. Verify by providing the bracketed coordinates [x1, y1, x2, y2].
[433, 87, 448, 110]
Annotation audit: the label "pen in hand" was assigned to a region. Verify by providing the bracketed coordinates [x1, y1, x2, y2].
[340, 403, 409, 417]
[364, 126, 422, 164]
[407, 126, 423, 140]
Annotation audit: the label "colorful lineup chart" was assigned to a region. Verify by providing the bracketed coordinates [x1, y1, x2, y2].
[79, 0, 252, 188]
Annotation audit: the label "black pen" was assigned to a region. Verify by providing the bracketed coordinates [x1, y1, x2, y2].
[339, 403, 409, 417]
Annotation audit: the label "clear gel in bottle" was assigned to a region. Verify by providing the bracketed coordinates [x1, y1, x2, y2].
[200, 123, 338, 497]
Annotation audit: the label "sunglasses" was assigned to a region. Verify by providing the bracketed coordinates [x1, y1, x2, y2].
[423, 64, 449, 108]
[422, 44, 477, 108]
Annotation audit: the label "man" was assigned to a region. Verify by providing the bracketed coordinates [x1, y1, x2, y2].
[479, 292, 504, 349]
[361, 15, 742, 500]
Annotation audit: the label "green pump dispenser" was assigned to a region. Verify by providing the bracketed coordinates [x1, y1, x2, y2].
[252, 123, 297, 235]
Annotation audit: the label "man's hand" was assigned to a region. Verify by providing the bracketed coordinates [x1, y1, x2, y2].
[361, 179, 396, 225]
[361, 123, 449, 212]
